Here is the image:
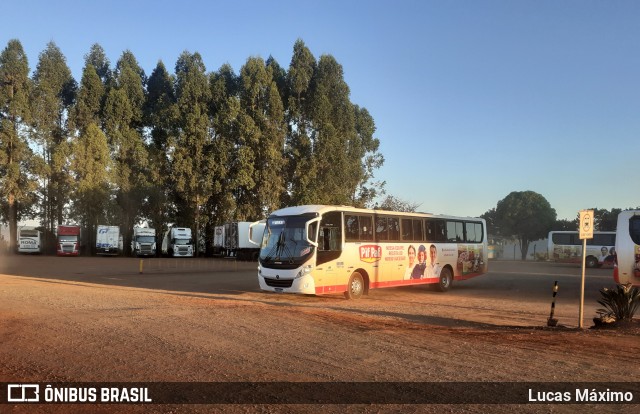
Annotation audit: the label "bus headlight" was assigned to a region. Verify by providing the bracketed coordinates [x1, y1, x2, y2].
[295, 265, 312, 279]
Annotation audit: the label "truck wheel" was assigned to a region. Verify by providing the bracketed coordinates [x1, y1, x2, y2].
[344, 272, 364, 299]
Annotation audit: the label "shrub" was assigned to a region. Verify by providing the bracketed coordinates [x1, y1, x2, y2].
[596, 283, 640, 322]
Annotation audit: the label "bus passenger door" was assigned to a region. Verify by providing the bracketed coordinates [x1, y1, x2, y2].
[316, 212, 343, 293]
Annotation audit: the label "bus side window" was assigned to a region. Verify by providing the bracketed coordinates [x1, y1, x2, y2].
[630, 216, 640, 245]
[376, 217, 388, 241]
[360, 215, 373, 241]
[465, 222, 483, 243]
[413, 219, 424, 241]
[388, 217, 400, 241]
[345, 215, 359, 242]
[401, 218, 412, 241]
[446, 221, 458, 242]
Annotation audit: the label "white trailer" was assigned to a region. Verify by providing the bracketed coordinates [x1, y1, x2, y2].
[132, 227, 156, 257]
[161, 227, 194, 257]
[96, 225, 120, 256]
[220, 221, 265, 261]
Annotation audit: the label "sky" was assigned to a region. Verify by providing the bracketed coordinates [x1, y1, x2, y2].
[3, 0, 639, 221]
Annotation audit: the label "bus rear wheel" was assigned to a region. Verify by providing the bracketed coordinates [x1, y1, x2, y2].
[585, 256, 598, 268]
[435, 267, 452, 292]
[345, 272, 365, 299]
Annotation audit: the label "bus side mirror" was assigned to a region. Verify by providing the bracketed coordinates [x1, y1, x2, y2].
[305, 218, 320, 247]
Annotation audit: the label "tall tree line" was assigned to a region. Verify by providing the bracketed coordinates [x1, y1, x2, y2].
[0, 39, 383, 254]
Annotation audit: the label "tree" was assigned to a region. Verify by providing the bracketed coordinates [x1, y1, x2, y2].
[494, 191, 556, 260]
[592, 208, 622, 231]
[309, 54, 356, 205]
[172, 51, 213, 254]
[233, 56, 286, 220]
[85, 43, 111, 86]
[70, 63, 105, 133]
[376, 195, 420, 213]
[0, 39, 35, 252]
[551, 218, 578, 231]
[30, 41, 77, 251]
[350, 105, 384, 207]
[105, 51, 148, 255]
[143, 60, 176, 253]
[70, 123, 112, 254]
[284, 39, 317, 205]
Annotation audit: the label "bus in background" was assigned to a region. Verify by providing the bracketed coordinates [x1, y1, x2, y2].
[614, 210, 640, 286]
[547, 230, 616, 268]
[17, 226, 42, 254]
[57, 225, 81, 256]
[255, 205, 488, 299]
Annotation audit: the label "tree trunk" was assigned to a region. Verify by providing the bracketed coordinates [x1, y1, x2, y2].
[520, 239, 529, 261]
[8, 194, 17, 254]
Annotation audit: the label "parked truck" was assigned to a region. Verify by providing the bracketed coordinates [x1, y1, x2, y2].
[132, 227, 156, 257]
[217, 221, 265, 261]
[96, 225, 121, 256]
[57, 225, 81, 256]
[161, 226, 194, 257]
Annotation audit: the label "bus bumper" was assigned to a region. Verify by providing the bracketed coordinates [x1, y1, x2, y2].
[258, 270, 316, 294]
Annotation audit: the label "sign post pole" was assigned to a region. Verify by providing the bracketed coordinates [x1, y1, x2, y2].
[578, 209, 594, 329]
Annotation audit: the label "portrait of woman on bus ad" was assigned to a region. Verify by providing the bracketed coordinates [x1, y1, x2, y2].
[411, 245, 427, 279]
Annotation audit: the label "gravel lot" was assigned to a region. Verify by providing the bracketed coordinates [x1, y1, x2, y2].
[0, 255, 638, 413]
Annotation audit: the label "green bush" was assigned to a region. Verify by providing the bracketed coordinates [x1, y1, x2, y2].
[596, 283, 640, 322]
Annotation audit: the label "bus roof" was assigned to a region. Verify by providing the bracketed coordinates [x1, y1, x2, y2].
[268, 205, 483, 222]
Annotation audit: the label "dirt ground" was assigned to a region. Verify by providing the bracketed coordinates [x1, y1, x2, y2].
[0, 256, 638, 413]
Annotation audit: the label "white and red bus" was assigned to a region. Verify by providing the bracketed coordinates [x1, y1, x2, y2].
[255, 205, 488, 299]
[547, 230, 616, 268]
[614, 210, 640, 286]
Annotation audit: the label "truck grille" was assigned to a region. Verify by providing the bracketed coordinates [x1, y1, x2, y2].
[140, 244, 153, 254]
[264, 277, 294, 288]
[63, 245, 74, 253]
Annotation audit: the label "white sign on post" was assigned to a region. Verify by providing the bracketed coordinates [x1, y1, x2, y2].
[578, 209, 594, 329]
[579, 210, 594, 240]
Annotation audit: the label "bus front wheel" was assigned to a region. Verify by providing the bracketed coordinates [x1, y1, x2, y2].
[345, 272, 365, 299]
[435, 267, 452, 292]
[585, 256, 598, 268]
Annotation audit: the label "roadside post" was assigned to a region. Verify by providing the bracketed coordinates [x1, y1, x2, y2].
[578, 210, 594, 328]
[547, 281, 559, 327]
[139, 259, 144, 274]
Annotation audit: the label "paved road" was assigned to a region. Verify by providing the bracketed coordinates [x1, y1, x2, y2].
[0, 254, 616, 313]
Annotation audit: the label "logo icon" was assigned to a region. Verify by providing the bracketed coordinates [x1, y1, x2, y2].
[8, 384, 40, 402]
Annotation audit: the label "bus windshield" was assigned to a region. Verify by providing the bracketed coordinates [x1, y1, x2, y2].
[260, 215, 317, 265]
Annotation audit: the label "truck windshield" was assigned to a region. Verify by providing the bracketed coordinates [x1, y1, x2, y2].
[59, 235, 78, 242]
[174, 238, 191, 245]
[136, 236, 155, 243]
[259, 214, 317, 266]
